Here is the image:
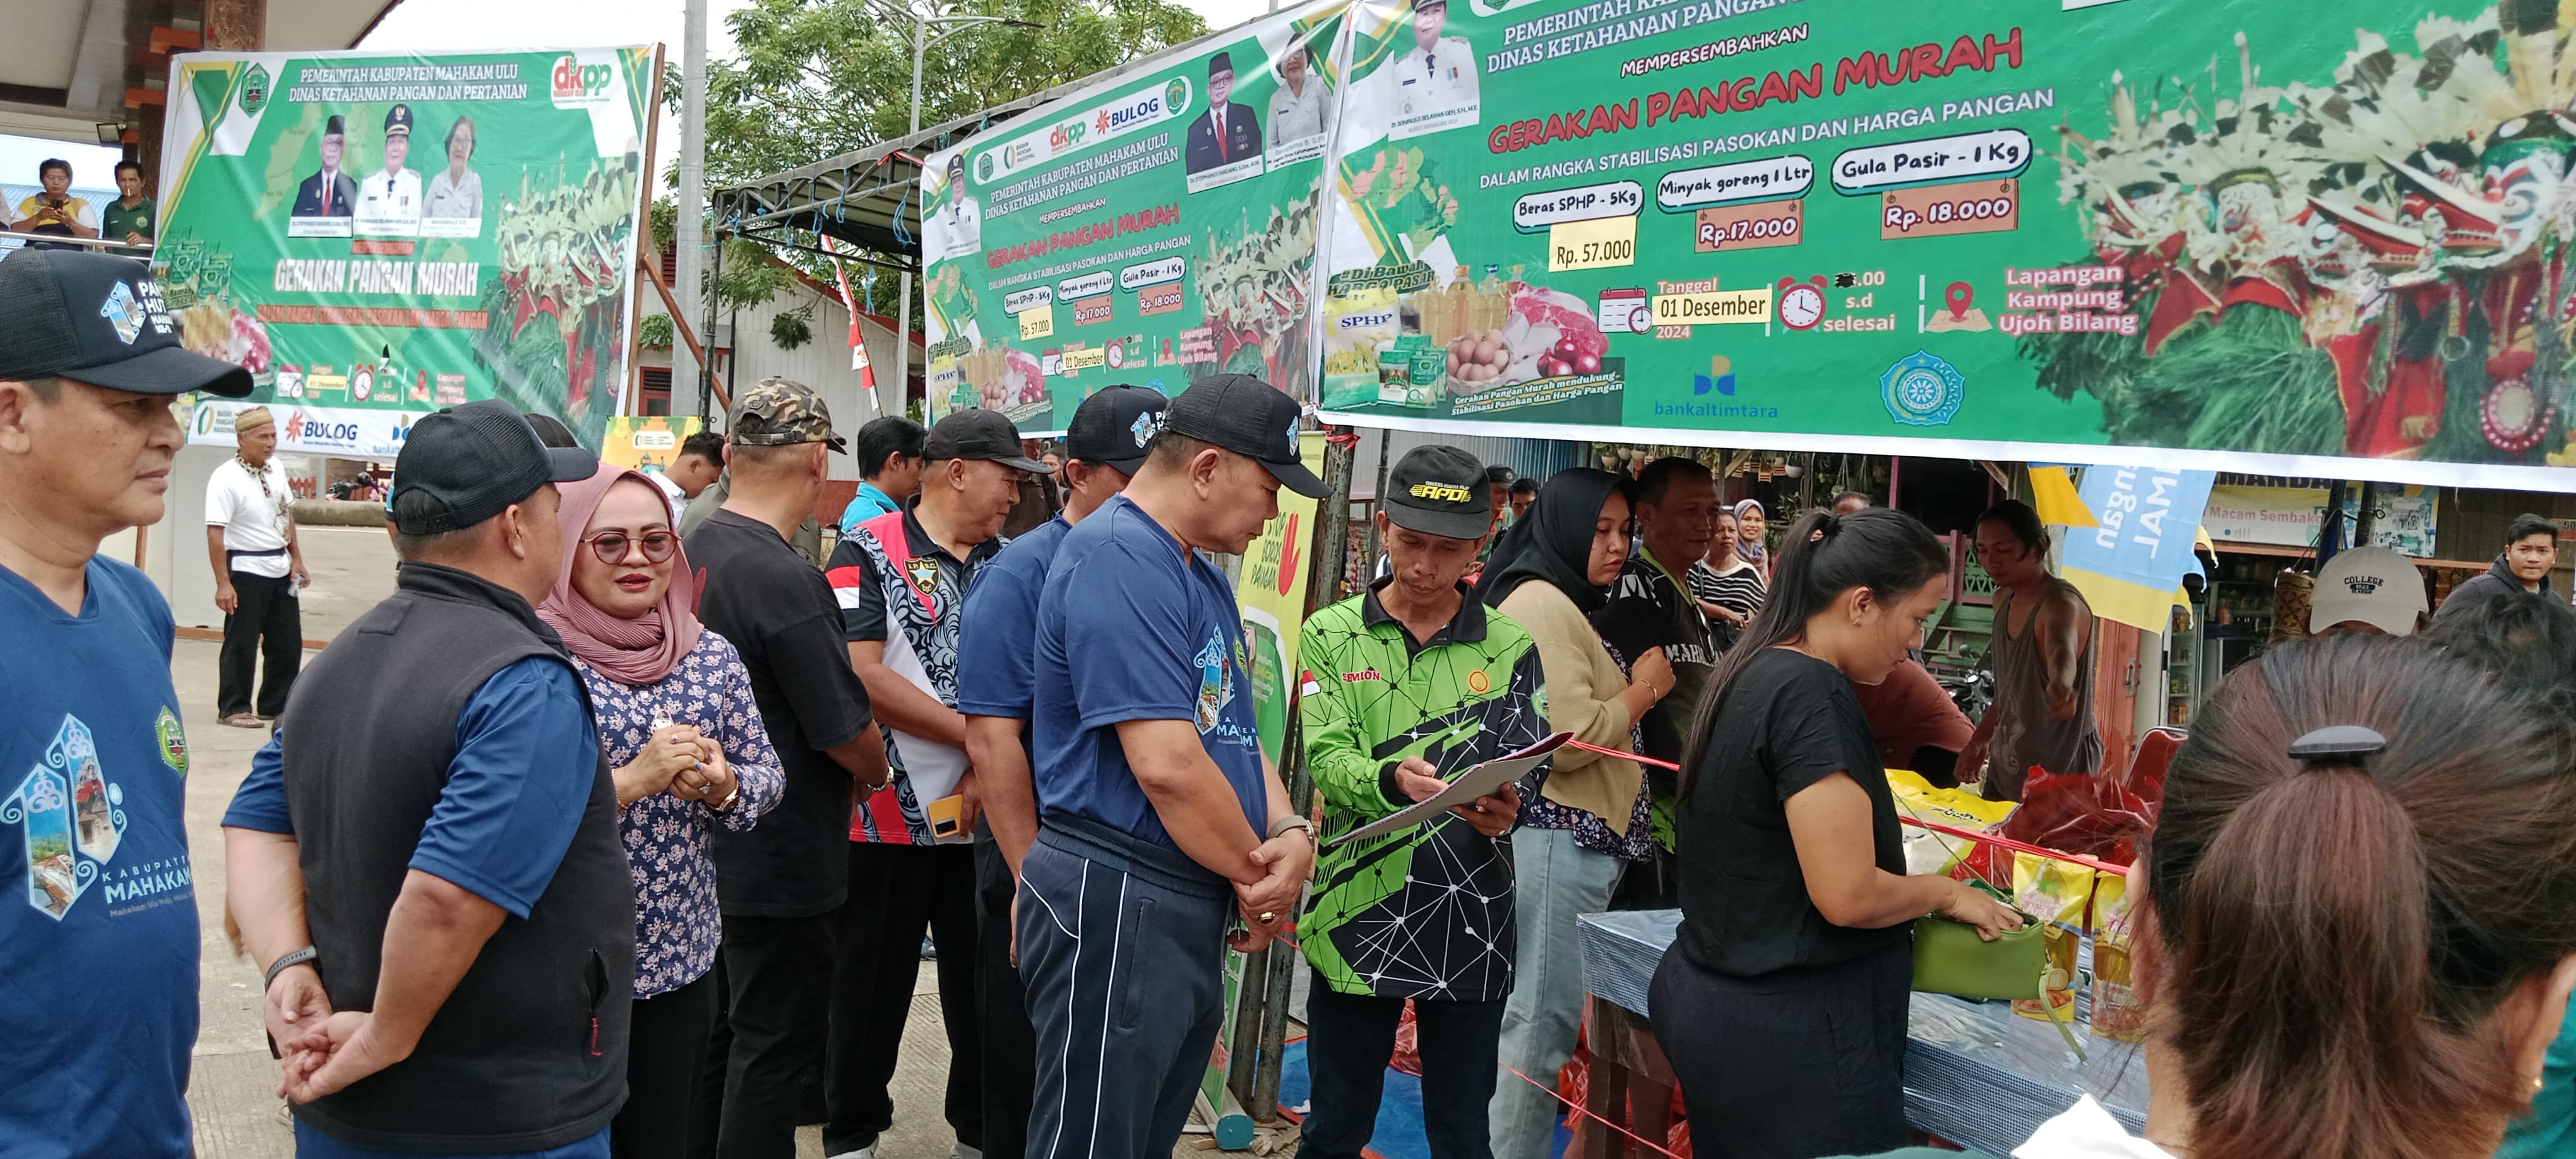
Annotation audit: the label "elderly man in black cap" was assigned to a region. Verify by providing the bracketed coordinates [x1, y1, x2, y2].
[1019, 374, 1327, 1159]
[0, 250, 251, 1159]
[223, 398, 634, 1158]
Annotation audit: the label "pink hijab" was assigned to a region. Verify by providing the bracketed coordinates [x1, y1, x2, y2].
[537, 465, 703, 686]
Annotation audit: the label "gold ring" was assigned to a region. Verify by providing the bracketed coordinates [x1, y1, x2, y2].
[1259, 912, 1277, 924]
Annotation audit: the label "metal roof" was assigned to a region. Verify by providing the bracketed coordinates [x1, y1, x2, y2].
[712, 9, 1289, 264]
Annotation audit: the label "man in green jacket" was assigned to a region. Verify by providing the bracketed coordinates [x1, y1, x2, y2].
[1297, 444, 1541, 1159]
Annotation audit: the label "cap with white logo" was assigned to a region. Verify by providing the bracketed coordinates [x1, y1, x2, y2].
[2310, 546, 2428, 636]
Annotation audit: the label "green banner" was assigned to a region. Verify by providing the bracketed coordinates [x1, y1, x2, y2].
[158, 47, 655, 456]
[923, 2, 1351, 432]
[1316, 0, 2576, 488]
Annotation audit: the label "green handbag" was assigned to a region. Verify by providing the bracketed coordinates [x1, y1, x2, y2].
[1911, 881, 2088, 1059]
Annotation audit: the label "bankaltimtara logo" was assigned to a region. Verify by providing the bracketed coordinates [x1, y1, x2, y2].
[551, 55, 615, 108]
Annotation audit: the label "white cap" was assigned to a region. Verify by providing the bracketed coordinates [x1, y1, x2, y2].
[2310, 547, 2427, 636]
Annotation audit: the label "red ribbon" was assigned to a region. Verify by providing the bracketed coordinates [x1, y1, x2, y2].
[1557, 740, 2130, 876]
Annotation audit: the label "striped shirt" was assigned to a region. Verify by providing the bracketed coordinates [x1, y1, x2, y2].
[1688, 559, 1767, 622]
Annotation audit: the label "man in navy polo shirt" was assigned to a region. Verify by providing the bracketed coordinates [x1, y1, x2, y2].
[0, 250, 254, 1158]
[1018, 374, 1327, 1159]
[955, 384, 1165, 1159]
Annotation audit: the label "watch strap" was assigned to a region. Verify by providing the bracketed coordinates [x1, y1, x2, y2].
[264, 946, 319, 988]
[1267, 815, 1316, 840]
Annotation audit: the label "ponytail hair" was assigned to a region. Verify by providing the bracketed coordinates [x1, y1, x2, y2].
[1676, 506, 1947, 797]
[2148, 634, 2576, 1159]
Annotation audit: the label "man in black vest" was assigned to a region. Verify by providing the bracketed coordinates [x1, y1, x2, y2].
[222, 399, 631, 1156]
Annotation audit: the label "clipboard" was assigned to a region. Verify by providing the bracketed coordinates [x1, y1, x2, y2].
[1330, 731, 1571, 846]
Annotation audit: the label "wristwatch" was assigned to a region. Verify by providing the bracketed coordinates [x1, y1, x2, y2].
[1267, 815, 1316, 843]
[264, 946, 319, 989]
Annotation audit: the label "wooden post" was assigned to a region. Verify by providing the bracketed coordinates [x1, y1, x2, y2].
[203, 0, 266, 49]
[640, 254, 732, 412]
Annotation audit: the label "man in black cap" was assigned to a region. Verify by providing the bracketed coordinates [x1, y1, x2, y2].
[684, 376, 888, 1159]
[957, 384, 1166, 1159]
[222, 398, 635, 1156]
[1184, 51, 1265, 174]
[293, 115, 359, 218]
[820, 407, 1048, 1159]
[0, 251, 249, 1159]
[1019, 374, 1325, 1159]
[1297, 445, 1536, 1159]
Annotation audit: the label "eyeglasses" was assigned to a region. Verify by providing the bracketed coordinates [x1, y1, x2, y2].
[580, 530, 677, 565]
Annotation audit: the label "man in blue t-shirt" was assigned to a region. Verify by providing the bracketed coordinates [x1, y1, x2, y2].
[837, 414, 924, 535]
[955, 384, 1163, 1159]
[1017, 374, 1327, 1159]
[0, 251, 255, 1158]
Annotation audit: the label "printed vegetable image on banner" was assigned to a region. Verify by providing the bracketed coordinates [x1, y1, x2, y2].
[922, 1, 1351, 431]
[1309, 0, 2576, 489]
[157, 47, 655, 453]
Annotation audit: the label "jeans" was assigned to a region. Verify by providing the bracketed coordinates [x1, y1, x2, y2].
[1302, 972, 1504, 1159]
[1488, 826, 1627, 1159]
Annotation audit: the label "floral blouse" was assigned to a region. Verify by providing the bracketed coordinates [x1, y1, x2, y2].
[1517, 635, 1656, 862]
[575, 629, 784, 997]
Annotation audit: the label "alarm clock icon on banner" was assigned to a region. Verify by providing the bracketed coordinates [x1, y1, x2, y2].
[1777, 276, 1828, 331]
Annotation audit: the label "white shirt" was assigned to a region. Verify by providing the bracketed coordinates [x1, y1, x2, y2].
[1269, 76, 1332, 144]
[357, 167, 422, 235]
[2008, 1096, 2175, 1159]
[648, 470, 688, 525]
[1393, 36, 1481, 123]
[941, 196, 983, 257]
[205, 457, 294, 579]
[424, 167, 481, 220]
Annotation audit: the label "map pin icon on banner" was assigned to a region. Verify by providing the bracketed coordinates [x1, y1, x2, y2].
[1945, 280, 1975, 320]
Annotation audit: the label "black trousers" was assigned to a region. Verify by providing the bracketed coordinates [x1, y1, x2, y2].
[696, 912, 837, 1159]
[974, 833, 1037, 1159]
[612, 969, 719, 1159]
[217, 569, 299, 718]
[824, 841, 982, 1155]
[1647, 942, 1912, 1159]
[1301, 972, 1506, 1159]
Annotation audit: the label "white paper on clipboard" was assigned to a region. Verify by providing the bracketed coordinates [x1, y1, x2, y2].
[1329, 731, 1573, 846]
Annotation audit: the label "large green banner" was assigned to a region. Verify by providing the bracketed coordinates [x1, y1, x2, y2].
[158, 47, 654, 455]
[923, 2, 1350, 433]
[1316, 0, 2576, 487]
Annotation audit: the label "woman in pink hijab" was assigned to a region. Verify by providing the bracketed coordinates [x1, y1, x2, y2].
[538, 465, 783, 1159]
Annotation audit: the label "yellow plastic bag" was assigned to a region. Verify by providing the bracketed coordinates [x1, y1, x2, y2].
[2089, 867, 2146, 1042]
[2010, 852, 2096, 1025]
[1887, 769, 2018, 876]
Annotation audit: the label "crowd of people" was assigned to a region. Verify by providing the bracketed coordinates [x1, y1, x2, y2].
[3, 247, 2573, 1159]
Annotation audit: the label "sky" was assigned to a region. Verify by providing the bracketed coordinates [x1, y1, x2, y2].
[1, 0, 1273, 193]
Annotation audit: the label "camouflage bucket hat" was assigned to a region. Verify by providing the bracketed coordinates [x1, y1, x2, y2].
[729, 376, 847, 453]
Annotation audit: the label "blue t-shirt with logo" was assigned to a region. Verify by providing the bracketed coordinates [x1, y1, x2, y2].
[0, 557, 200, 1159]
[1030, 496, 1265, 848]
[956, 513, 1071, 721]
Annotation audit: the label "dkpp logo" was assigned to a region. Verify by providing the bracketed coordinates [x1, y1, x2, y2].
[551, 55, 616, 108]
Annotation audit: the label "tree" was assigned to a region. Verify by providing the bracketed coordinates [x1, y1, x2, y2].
[688, 0, 1209, 318]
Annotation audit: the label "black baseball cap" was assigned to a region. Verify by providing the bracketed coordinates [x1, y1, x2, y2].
[924, 407, 1051, 472]
[1064, 384, 1168, 475]
[388, 399, 596, 535]
[1162, 374, 1328, 498]
[1383, 446, 1491, 540]
[0, 250, 253, 397]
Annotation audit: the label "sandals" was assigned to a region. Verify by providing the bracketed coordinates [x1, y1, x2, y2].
[220, 713, 266, 728]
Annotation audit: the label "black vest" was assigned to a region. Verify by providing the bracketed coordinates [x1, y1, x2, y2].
[279, 562, 633, 1151]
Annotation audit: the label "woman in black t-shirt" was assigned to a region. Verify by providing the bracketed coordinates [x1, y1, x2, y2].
[1649, 508, 2020, 1159]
